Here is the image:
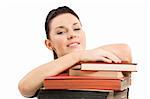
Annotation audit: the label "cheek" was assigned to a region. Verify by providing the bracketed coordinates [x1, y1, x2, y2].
[53, 38, 66, 49]
[80, 32, 86, 45]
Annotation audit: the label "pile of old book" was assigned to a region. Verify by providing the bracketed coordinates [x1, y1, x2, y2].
[43, 61, 137, 97]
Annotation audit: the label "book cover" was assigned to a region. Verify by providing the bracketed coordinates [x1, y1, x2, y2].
[77, 61, 137, 71]
[69, 69, 124, 78]
[44, 75, 131, 91]
[37, 89, 109, 99]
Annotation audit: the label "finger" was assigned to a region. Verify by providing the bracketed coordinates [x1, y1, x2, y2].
[104, 53, 121, 63]
[98, 56, 113, 63]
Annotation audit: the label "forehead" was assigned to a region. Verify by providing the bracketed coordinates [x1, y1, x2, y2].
[50, 13, 80, 29]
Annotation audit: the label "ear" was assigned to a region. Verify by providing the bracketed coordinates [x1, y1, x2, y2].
[45, 39, 53, 50]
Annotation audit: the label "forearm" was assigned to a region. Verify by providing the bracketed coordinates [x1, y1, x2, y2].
[18, 51, 80, 97]
[100, 43, 132, 63]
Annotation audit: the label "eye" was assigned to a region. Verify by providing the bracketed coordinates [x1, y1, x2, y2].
[74, 28, 80, 31]
[57, 32, 64, 35]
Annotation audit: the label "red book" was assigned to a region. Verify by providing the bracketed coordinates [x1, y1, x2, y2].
[43, 75, 131, 91]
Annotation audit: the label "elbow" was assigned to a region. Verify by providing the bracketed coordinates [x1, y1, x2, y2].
[18, 80, 34, 98]
[118, 43, 132, 63]
[101, 43, 133, 63]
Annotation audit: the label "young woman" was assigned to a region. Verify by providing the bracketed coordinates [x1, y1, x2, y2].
[18, 6, 132, 98]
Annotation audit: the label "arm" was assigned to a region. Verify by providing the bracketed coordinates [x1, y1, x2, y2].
[18, 43, 130, 97]
[100, 43, 132, 63]
[18, 52, 80, 97]
[18, 49, 117, 97]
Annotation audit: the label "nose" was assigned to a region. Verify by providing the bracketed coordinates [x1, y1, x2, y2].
[67, 33, 77, 40]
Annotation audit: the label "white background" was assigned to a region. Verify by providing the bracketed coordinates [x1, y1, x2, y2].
[0, 0, 150, 99]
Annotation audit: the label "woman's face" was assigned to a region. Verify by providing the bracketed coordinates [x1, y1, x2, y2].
[47, 13, 86, 57]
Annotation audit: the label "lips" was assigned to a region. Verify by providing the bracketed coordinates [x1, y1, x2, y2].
[67, 42, 80, 47]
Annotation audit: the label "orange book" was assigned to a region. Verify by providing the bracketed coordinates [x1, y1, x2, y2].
[69, 69, 124, 78]
[76, 61, 137, 72]
[43, 75, 131, 91]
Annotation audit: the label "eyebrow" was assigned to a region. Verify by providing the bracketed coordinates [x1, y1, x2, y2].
[73, 22, 82, 27]
[55, 26, 65, 29]
[55, 22, 80, 30]
[73, 22, 78, 25]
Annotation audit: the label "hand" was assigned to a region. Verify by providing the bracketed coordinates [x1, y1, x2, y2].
[80, 47, 121, 63]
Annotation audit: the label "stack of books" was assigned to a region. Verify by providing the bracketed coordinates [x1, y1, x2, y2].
[43, 61, 137, 91]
